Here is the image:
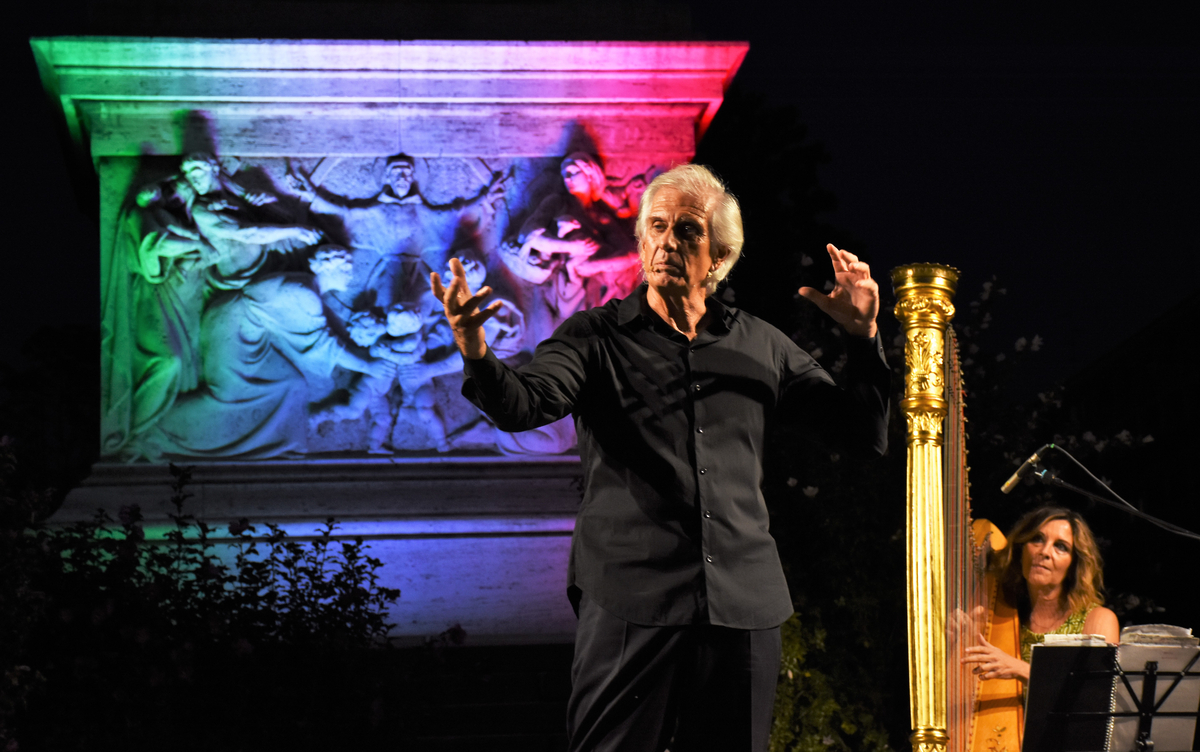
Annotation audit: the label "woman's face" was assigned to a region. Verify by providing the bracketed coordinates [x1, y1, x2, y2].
[1021, 518, 1075, 592]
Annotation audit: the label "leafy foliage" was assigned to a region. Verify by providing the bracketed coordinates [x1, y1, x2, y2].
[0, 454, 400, 749]
[771, 613, 892, 752]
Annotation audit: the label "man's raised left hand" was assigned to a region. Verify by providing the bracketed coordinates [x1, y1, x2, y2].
[798, 243, 880, 338]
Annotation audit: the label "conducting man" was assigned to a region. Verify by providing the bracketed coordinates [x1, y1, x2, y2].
[433, 163, 890, 751]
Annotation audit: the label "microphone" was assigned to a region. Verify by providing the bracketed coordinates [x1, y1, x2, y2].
[1000, 444, 1054, 494]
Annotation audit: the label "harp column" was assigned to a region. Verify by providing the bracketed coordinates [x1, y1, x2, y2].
[891, 264, 959, 752]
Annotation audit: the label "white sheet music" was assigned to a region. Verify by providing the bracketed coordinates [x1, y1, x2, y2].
[1109, 643, 1200, 752]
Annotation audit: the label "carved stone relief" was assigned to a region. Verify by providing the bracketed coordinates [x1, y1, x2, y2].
[101, 152, 659, 461]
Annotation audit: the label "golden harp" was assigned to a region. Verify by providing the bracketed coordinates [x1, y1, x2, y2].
[892, 264, 1024, 752]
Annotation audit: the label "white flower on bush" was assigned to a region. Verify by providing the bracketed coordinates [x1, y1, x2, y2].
[802, 486, 819, 498]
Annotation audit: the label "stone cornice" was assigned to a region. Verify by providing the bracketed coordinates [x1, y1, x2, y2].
[31, 37, 749, 160]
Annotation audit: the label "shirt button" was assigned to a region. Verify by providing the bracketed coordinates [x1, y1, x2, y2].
[705, 555, 713, 563]
[693, 383, 701, 391]
[704, 510, 712, 519]
[699, 468, 706, 475]
[696, 427, 704, 434]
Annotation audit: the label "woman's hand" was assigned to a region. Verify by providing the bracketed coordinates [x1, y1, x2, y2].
[961, 633, 1030, 682]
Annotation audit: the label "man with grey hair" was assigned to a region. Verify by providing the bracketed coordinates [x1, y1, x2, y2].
[433, 163, 890, 750]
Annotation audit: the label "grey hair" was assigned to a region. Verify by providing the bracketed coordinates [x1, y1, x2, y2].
[635, 164, 744, 296]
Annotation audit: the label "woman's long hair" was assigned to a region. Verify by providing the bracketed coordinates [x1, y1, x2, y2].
[994, 506, 1106, 619]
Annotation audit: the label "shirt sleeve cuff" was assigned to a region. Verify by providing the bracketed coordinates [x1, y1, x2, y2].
[462, 346, 505, 381]
[845, 332, 887, 364]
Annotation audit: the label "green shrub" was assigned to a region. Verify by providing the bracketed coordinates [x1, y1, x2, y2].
[1, 452, 400, 749]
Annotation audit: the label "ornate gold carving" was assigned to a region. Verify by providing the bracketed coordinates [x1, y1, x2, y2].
[892, 264, 959, 752]
[911, 727, 949, 752]
[895, 295, 956, 320]
[905, 330, 945, 394]
[906, 410, 944, 437]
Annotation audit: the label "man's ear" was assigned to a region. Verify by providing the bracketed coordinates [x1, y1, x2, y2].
[711, 244, 730, 270]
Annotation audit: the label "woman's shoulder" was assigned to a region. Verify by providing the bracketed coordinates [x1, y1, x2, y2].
[1082, 605, 1121, 643]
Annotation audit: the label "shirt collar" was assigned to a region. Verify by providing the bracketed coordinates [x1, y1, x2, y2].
[617, 283, 739, 333]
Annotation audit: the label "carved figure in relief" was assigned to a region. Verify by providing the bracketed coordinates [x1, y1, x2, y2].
[333, 299, 484, 453]
[105, 153, 662, 459]
[412, 259, 575, 455]
[287, 155, 508, 312]
[106, 180, 213, 458]
[420, 258, 524, 360]
[502, 153, 642, 327]
[334, 310, 404, 453]
[380, 305, 459, 452]
[104, 153, 323, 459]
[149, 248, 394, 459]
[179, 154, 324, 292]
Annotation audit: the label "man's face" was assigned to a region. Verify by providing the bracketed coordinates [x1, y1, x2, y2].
[183, 161, 218, 196]
[386, 162, 415, 197]
[640, 187, 723, 295]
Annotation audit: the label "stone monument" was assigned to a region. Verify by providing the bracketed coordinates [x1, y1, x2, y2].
[32, 37, 747, 642]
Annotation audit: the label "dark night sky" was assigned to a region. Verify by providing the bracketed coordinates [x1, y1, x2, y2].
[686, 1, 1200, 387]
[5, 1, 1197, 382]
[3, 3, 1198, 423]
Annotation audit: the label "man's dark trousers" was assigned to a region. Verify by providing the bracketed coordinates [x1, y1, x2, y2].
[566, 592, 782, 752]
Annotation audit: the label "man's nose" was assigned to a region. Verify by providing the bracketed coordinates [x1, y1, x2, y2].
[662, 225, 680, 250]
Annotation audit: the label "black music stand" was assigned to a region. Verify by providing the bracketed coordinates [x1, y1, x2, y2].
[1022, 645, 1200, 752]
[1024, 645, 1118, 752]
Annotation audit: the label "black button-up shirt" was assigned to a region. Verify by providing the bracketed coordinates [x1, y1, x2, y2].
[462, 285, 890, 630]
